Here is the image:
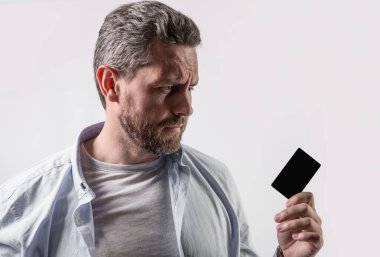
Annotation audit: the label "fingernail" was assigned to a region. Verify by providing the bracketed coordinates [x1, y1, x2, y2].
[292, 233, 299, 239]
[274, 213, 281, 221]
[276, 224, 283, 231]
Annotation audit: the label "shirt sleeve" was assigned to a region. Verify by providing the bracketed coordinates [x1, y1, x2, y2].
[218, 165, 259, 257]
[239, 217, 259, 257]
[219, 166, 283, 257]
[0, 199, 21, 257]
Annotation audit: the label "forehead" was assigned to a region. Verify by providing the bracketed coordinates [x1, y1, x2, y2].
[148, 39, 199, 82]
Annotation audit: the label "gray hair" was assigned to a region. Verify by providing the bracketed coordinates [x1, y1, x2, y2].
[93, 1, 202, 109]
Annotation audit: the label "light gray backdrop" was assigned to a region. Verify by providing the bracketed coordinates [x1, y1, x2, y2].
[0, 0, 379, 256]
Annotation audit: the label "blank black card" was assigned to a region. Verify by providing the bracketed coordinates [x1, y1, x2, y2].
[271, 148, 321, 199]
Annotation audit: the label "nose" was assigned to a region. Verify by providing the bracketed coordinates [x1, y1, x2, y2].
[172, 87, 193, 117]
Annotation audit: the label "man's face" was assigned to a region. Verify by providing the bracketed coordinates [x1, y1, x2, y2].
[117, 39, 199, 155]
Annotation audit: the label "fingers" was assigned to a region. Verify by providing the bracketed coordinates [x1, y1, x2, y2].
[275, 202, 321, 224]
[292, 231, 324, 248]
[274, 192, 324, 253]
[286, 192, 315, 209]
[277, 217, 322, 234]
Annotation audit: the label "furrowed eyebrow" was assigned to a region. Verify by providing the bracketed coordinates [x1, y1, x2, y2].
[151, 77, 199, 87]
[146, 80, 168, 88]
[191, 80, 199, 86]
[153, 78, 176, 86]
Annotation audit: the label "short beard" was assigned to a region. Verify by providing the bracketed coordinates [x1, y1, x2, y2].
[118, 96, 187, 156]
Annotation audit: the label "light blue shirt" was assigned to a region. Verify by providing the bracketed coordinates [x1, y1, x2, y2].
[0, 122, 267, 257]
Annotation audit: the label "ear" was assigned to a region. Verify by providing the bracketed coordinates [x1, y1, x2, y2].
[96, 65, 120, 103]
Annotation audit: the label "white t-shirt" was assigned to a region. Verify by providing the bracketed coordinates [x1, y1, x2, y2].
[80, 144, 179, 257]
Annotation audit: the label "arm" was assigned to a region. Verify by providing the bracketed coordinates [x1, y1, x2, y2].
[239, 215, 259, 257]
[220, 166, 259, 257]
[0, 201, 21, 257]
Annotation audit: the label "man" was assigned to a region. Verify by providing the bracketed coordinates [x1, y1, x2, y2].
[0, 1, 323, 257]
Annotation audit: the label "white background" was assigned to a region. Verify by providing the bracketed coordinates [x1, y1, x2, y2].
[0, 0, 379, 256]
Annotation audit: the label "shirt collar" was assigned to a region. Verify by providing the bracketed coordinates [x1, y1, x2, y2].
[71, 121, 185, 198]
[71, 122, 104, 198]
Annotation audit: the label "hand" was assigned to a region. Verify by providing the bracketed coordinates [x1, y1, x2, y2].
[274, 192, 323, 257]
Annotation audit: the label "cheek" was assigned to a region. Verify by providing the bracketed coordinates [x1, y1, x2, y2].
[132, 90, 172, 121]
[140, 99, 169, 121]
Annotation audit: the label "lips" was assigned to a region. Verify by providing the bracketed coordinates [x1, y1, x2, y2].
[162, 124, 183, 134]
[165, 124, 182, 129]
[159, 116, 187, 128]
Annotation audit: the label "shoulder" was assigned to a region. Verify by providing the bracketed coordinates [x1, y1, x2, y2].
[181, 144, 229, 174]
[181, 145, 249, 227]
[0, 147, 73, 204]
[181, 144, 237, 199]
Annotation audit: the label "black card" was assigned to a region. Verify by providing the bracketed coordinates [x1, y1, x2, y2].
[271, 148, 321, 199]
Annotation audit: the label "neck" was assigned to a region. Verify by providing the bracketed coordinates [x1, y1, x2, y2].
[84, 121, 159, 165]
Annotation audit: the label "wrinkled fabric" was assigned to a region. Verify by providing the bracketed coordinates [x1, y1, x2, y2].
[0, 122, 267, 257]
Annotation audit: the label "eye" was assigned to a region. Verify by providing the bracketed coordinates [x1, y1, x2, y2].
[166, 85, 174, 91]
[160, 85, 176, 94]
[158, 84, 195, 94]
[167, 86, 175, 91]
